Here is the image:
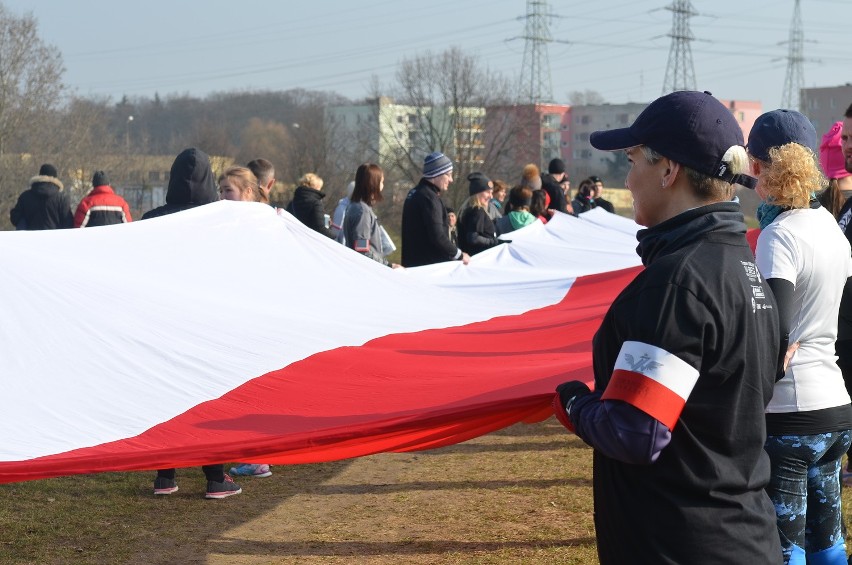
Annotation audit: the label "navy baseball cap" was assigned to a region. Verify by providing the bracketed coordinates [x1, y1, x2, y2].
[747, 109, 816, 163]
[590, 91, 745, 182]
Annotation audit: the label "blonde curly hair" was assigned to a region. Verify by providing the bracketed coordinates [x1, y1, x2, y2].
[758, 143, 826, 209]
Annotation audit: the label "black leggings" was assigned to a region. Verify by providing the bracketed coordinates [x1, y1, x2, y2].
[156, 464, 224, 483]
[839, 340, 852, 458]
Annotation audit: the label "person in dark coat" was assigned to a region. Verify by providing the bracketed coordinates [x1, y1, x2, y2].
[401, 152, 469, 267]
[571, 178, 595, 214]
[541, 158, 570, 214]
[141, 147, 241, 499]
[286, 172, 334, 238]
[589, 175, 615, 213]
[458, 172, 502, 256]
[74, 170, 133, 227]
[141, 148, 218, 220]
[447, 207, 459, 248]
[10, 163, 73, 230]
[552, 91, 781, 565]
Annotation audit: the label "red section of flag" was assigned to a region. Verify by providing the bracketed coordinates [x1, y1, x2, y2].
[602, 369, 685, 429]
[746, 228, 760, 255]
[0, 266, 641, 484]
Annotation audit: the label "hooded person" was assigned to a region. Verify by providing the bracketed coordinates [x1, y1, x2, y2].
[74, 170, 133, 228]
[141, 148, 218, 220]
[551, 91, 782, 564]
[401, 151, 469, 267]
[141, 147, 242, 499]
[457, 172, 502, 256]
[10, 163, 74, 230]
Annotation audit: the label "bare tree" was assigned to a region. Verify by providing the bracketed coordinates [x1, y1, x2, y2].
[0, 4, 67, 228]
[568, 90, 606, 106]
[387, 47, 517, 209]
[234, 117, 289, 175]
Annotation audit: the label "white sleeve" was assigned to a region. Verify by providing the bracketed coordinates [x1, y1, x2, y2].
[755, 223, 799, 284]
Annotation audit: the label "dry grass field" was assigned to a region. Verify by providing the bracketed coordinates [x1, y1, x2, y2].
[0, 419, 597, 564]
[3, 417, 851, 564]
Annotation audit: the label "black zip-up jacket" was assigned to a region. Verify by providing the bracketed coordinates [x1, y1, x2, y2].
[458, 205, 499, 256]
[287, 186, 334, 238]
[571, 202, 782, 564]
[10, 176, 73, 230]
[141, 148, 217, 219]
[401, 178, 461, 267]
[541, 174, 568, 214]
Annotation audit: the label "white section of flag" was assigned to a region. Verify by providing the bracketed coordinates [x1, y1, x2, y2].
[0, 203, 641, 461]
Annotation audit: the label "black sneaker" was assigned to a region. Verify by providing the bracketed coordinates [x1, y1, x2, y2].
[153, 476, 178, 495]
[205, 474, 242, 499]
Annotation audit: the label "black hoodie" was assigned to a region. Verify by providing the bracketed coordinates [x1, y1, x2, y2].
[141, 148, 218, 220]
[10, 175, 73, 230]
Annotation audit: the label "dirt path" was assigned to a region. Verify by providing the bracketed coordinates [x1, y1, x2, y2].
[204, 419, 597, 564]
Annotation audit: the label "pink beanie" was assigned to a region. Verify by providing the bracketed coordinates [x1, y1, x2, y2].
[820, 121, 851, 180]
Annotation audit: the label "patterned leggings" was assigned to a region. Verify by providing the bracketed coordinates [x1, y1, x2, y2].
[764, 431, 852, 565]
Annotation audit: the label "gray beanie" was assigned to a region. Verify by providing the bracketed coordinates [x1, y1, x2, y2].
[423, 152, 453, 178]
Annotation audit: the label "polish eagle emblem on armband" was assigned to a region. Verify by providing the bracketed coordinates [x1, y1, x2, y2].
[624, 353, 663, 373]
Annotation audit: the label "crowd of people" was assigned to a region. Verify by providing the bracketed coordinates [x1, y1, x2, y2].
[9, 94, 852, 564]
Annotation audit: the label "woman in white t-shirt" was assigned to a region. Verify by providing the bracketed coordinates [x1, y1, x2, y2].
[749, 109, 852, 565]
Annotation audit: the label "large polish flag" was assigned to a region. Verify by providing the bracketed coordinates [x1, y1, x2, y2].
[0, 202, 642, 484]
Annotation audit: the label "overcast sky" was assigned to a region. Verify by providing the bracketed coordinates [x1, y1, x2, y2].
[4, 0, 849, 110]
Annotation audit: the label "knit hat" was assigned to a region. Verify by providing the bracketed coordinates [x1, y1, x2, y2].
[747, 109, 817, 163]
[548, 158, 566, 175]
[92, 170, 110, 187]
[39, 164, 58, 178]
[468, 172, 492, 196]
[519, 163, 542, 191]
[423, 152, 453, 178]
[820, 121, 851, 180]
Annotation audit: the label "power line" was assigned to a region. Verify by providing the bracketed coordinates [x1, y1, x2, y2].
[662, 0, 698, 93]
[779, 0, 813, 111]
[515, 0, 563, 104]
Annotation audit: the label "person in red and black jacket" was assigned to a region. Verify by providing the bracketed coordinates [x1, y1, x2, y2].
[74, 171, 133, 228]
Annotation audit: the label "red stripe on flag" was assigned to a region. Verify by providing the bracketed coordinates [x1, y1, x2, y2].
[0, 266, 642, 484]
[601, 369, 685, 429]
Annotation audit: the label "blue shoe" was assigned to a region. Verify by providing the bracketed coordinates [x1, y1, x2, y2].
[229, 463, 272, 478]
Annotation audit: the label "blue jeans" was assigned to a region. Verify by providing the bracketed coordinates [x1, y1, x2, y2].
[764, 431, 852, 565]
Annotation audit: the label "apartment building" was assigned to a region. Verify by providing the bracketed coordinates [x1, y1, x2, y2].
[565, 99, 761, 186]
[326, 97, 485, 178]
[802, 84, 852, 136]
